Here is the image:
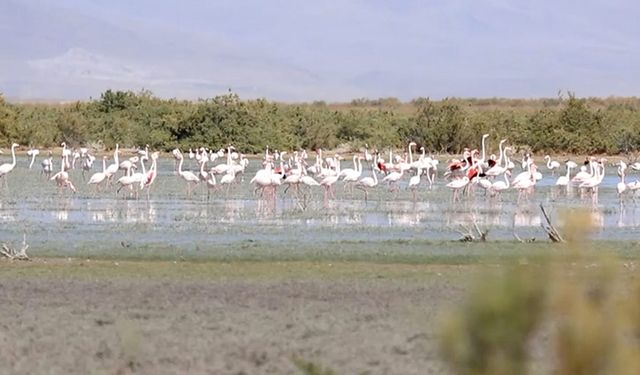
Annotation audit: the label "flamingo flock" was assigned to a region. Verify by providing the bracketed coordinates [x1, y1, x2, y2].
[0, 139, 638, 206]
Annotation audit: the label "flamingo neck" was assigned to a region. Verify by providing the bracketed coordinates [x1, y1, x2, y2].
[408, 144, 413, 164]
[11, 145, 17, 166]
[178, 157, 184, 174]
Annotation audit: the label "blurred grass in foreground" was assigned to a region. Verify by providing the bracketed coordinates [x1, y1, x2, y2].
[440, 208, 640, 375]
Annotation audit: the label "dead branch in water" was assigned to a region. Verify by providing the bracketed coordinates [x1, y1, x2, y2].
[539, 204, 565, 243]
[456, 215, 488, 242]
[1, 234, 30, 261]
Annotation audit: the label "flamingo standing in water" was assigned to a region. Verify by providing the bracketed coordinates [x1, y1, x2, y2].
[342, 156, 363, 193]
[489, 171, 511, 199]
[50, 154, 76, 193]
[544, 155, 561, 175]
[41, 151, 53, 179]
[355, 165, 378, 203]
[554, 161, 574, 196]
[382, 168, 403, 191]
[617, 161, 627, 199]
[87, 156, 109, 192]
[104, 144, 120, 184]
[27, 148, 39, 169]
[319, 157, 341, 200]
[142, 152, 159, 200]
[446, 176, 470, 203]
[0, 143, 19, 187]
[177, 154, 200, 196]
[407, 167, 421, 201]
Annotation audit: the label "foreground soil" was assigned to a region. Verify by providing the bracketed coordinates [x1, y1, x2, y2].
[0, 259, 469, 374]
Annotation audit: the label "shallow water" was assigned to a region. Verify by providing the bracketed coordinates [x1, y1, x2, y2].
[0, 156, 637, 256]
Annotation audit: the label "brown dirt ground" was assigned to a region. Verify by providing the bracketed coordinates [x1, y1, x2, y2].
[0, 259, 469, 375]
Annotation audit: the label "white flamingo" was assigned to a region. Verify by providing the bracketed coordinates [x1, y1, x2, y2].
[104, 144, 120, 183]
[87, 156, 109, 192]
[555, 162, 574, 191]
[355, 166, 378, 202]
[50, 154, 76, 193]
[342, 156, 363, 192]
[489, 171, 511, 198]
[545, 155, 561, 175]
[382, 168, 403, 191]
[0, 143, 19, 187]
[27, 148, 40, 169]
[177, 155, 200, 196]
[446, 176, 470, 202]
[617, 162, 627, 198]
[407, 167, 421, 201]
[41, 151, 53, 178]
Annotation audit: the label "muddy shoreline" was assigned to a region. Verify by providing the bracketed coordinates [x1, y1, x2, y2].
[0, 259, 467, 374]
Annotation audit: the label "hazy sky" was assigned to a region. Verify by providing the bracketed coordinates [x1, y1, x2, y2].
[1, 0, 638, 102]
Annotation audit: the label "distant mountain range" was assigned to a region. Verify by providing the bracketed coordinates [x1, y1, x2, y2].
[2, 0, 638, 102]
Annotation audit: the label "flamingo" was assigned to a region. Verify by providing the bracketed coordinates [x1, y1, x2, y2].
[27, 148, 39, 169]
[41, 151, 53, 179]
[489, 171, 511, 198]
[81, 153, 95, 180]
[407, 167, 421, 201]
[342, 156, 363, 192]
[119, 156, 139, 176]
[60, 142, 72, 171]
[484, 140, 508, 177]
[50, 154, 76, 193]
[87, 156, 109, 192]
[211, 146, 234, 175]
[250, 160, 274, 197]
[476, 134, 490, 165]
[104, 144, 120, 183]
[205, 173, 218, 201]
[446, 176, 470, 203]
[300, 173, 320, 188]
[319, 155, 341, 197]
[171, 148, 182, 171]
[0, 143, 19, 187]
[142, 152, 159, 200]
[544, 155, 561, 175]
[571, 165, 592, 185]
[220, 170, 237, 195]
[555, 162, 574, 188]
[117, 157, 147, 199]
[617, 162, 627, 198]
[579, 160, 605, 201]
[137, 144, 150, 167]
[355, 165, 378, 202]
[381, 168, 404, 191]
[511, 163, 537, 202]
[177, 154, 200, 196]
[283, 163, 303, 195]
[364, 144, 373, 162]
[338, 155, 358, 179]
